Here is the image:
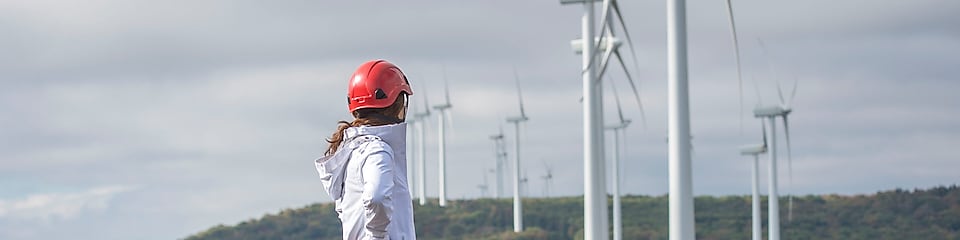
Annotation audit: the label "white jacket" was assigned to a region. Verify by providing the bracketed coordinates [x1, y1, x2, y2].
[316, 123, 416, 240]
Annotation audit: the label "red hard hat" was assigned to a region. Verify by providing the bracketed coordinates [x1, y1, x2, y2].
[347, 59, 413, 112]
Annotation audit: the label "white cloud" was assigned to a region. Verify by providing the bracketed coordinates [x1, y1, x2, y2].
[0, 185, 136, 222]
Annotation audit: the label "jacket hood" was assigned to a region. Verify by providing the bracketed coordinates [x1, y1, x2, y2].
[315, 123, 407, 199]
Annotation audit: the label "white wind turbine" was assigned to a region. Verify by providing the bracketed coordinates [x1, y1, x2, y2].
[520, 169, 530, 198]
[753, 106, 788, 240]
[746, 38, 800, 240]
[433, 68, 453, 207]
[412, 81, 433, 206]
[406, 95, 418, 202]
[723, 3, 769, 238]
[604, 77, 639, 240]
[753, 76, 798, 240]
[739, 124, 768, 240]
[540, 160, 554, 198]
[477, 170, 490, 198]
[561, 0, 647, 238]
[506, 68, 530, 232]
[490, 126, 507, 199]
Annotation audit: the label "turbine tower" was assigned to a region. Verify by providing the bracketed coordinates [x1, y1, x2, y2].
[413, 82, 432, 206]
[433, 69, 453, 207]
[666, 0, 695, 238]
[562, 0, 645, 238]
[740, 133, 767, 240]
[506, 68, 529, 232]
[406, 101, 419, 202]
[490, 126, 507, 198]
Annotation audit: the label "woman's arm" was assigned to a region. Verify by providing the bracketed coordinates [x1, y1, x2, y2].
[361, 150, 395, 239]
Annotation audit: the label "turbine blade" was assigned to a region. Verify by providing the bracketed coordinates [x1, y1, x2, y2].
[758, 39, 786, 104]
[594, 13, 619, 82]
[777, 80, 786, 105]
[408, 96, 418, 121]
[761, 119, 768, 148]
[751, 74, 764, 106]
[513, 67, 527, 118]
[584, 0, 615, 73]
[724, 0, 745, 134]
[790, 75, 799, 107]
[611, 1, 646, 106]
[783, 115, 794, 222]
[613, 50, 647, 128]
[442, 65, 451, 105]
[608, 75, 627, 125]
[421, 80, 432, 115]
[611, 1, 643, 78]
[445, 109, 456, 141]
[595, 40, 616, 82]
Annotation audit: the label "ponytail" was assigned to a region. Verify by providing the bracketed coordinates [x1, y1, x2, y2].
[325, 94, 407, 155]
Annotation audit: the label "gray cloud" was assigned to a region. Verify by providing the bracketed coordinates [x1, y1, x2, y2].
[1, 0, 958, 239]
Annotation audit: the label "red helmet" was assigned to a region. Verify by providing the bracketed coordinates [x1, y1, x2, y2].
[347, 59, 413, 112]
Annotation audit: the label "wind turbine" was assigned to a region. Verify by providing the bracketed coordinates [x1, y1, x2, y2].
[748, 37, 800, 240]
[412, 82, 432, 206]
[433, 68, 453, 207]
[724, 2, 769, 238]
[560, 0, 646, 238]
[406, 97, 418, 202]
[739, 125, 768, 240]
[540, 160, 554, 198]
[753, 82, 797, 240]
[490, 126, 507, 199]
[477, 170, 490, 198]
[506, 68, 529, 232]
[520, 169, 529, 198]
[604, 78, 636, 240]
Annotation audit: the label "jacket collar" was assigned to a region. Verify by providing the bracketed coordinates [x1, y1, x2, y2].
[344, 123, 407, 150]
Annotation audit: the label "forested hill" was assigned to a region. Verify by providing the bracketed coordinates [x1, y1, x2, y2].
[184, 186, 959, 240]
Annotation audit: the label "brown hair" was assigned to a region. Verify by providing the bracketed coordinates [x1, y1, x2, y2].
[325, 94, 407, 155]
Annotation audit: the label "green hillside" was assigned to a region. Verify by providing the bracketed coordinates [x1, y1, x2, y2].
[185, 186, 960, 240]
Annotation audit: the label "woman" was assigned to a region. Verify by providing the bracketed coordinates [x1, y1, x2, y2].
[316, 59, 416, 240]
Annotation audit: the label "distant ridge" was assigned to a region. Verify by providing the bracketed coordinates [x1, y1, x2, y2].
[184, 185, 960, 240]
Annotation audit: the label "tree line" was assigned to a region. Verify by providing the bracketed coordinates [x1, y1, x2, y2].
[184, 185, 960, 240]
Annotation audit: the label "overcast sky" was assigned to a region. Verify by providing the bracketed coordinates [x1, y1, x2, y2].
[1, 0, 958, 239]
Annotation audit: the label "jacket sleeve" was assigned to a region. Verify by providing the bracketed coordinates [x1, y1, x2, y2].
[360, 148, 395, 239]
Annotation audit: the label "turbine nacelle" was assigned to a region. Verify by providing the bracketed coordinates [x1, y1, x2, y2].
[506, 116, 529, 123]
[432, 103, 452, 111]
[559, 0, 601, 4]
[604, 119, 631, 130]
[753, 105, 792, 118]
[413, 112, 431, 119]
[739, 143, 767, 156]
[571, 37, 623, 55]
